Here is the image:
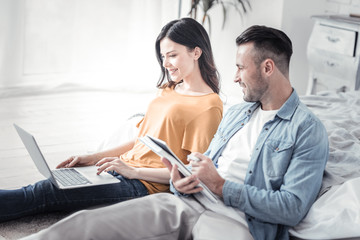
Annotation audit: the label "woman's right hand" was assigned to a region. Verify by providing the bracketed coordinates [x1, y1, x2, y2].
[56, 154, 98, 169]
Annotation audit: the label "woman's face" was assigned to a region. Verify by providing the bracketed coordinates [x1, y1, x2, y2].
[160, 38, 197, 83]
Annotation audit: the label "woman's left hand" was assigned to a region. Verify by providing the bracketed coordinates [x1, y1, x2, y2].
[96, 157, 136, 179]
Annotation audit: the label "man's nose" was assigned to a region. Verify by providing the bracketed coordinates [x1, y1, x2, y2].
[234, 73, 240, 83]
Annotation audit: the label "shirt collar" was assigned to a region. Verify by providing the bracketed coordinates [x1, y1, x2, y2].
[245, 88, 299, 121]
[277, 88, 299, 120]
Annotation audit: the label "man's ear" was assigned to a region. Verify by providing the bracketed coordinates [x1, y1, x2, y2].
[263, 59, 274, 75]
[194, 47, 202, 60]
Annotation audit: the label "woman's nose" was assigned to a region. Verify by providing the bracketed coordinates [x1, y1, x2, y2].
[163, 57, 170, 68]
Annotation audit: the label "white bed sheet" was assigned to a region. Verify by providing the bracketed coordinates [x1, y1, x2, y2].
[300, 91, 360, 195]
[290, 90, 360, 239]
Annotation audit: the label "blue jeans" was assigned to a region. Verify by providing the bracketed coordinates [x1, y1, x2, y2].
[0, 173, 149, 222]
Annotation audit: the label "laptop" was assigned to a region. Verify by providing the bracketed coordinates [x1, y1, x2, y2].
[14, 124, 120, 189]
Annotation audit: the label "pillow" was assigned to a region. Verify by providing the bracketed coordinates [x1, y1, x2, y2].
[97, 114, 144, 151]
[289, 177, 360, 239]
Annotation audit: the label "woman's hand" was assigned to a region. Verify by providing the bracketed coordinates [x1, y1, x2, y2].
[96, 157, 136, 179]
[56, 154, 99, 169]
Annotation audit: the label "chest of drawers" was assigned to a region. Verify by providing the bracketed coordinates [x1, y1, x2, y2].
[307, 15, 360, 94]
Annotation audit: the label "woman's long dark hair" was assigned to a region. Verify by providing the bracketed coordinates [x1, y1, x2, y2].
[155, 18, 220, 94]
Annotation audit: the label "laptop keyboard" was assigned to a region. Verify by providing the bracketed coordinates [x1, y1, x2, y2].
[52, 168, 92, 187]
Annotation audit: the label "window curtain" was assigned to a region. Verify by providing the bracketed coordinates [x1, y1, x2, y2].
[0, 0, 179, 91]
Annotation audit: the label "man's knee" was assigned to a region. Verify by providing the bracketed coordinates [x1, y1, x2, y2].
[192, 210, 254, 240]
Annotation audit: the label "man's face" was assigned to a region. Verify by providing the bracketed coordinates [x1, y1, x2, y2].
[234, 42, 269, 102]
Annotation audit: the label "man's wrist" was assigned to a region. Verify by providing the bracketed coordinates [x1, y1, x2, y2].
[213, 178, 225, 197]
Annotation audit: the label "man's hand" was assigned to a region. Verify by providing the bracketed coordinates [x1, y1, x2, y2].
[162, 158, 203, 194]
[162, 153, 225, 197]
[189, 153, 225, 197]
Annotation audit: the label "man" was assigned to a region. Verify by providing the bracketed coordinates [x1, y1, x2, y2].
[23, 25, 329, 240]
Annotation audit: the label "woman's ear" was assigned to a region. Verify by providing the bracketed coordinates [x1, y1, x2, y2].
[194, 47, 202, 60]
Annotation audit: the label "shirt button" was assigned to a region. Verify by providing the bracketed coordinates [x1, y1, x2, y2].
[265, 127, 269, 130]
[249, 170, 252, 174]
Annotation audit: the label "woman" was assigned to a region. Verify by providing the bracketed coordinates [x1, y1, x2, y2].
[0, 18, 223, 222]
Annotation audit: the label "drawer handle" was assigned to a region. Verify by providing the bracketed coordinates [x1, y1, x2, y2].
[336, 86, 347, 93]
[326, 61, 337, 67]
[326, 36, 340, 43]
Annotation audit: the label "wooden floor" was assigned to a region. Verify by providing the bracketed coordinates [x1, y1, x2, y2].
[0, 88, 155, 190]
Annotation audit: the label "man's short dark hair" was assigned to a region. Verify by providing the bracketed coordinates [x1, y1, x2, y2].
[236, 25, 293, 76]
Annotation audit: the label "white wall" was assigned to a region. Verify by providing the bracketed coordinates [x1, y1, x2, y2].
[2, 0, 360, 96]
[0, 0, 24, 87]
[0, 0, 178, 90]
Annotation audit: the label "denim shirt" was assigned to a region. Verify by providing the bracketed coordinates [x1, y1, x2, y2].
[202, 90, 329, 240]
